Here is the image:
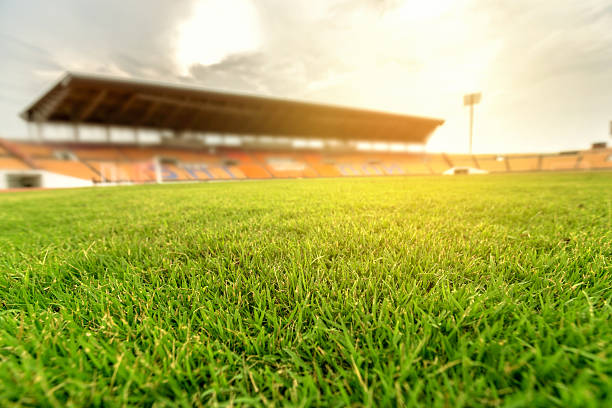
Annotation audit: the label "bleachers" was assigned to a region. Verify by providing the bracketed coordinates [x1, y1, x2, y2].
[11, 142, 54, 159]
[88, 161, 155, 182]
[1, 137, 612, 188]
[34, 159, 101, 181]
[0, 157, 30, 170]
[475, 155, 508, 172]
[577, 150, 612, 170]
[304, 154, 342, 177]
[425, 154, 452, 174]
[397, 156, 430, 175]
[541, 155, 579, 171]
[227, 166, 247, 179]
[507, 155, 541, 172]
[117, 147, 158, 161]
[448, 155, 478, 169]
[255, 153, 318, 178]
[161, 164, 193, 181]
[72, 146, 124, 161]
[237, 164, 272, 178]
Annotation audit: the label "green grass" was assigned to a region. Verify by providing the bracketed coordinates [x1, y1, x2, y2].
[0, 172, 611, 407]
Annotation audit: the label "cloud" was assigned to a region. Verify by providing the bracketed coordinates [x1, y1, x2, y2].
[0, 0, 611, 151]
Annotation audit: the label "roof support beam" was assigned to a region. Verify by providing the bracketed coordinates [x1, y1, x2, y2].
[106, 93, 139, 123]
[138, 101, 161, 126]
[137, 94, 256, 116]
[159, 105, 185, 129]
[78, 90, 107, 121]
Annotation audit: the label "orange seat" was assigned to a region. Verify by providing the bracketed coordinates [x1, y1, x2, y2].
[399, 161, 430, 175]
[12, 142, 54, 158]
[237, 164, 271, 179]
[448, 155, 478, 168]
[310, 163, 341, 177]
[425, 155, 451, 174]
[227, 166, 247, 179]
[225, 151, 255, 164]
[360, 164, 384, 176]
[507, 156, 540, 172]
[541, 155, 579, 171]
[181, 164, 210, 180]
[475, 156, 508, 172]
[207, 166, 233, 180]
[35, 159, 100, 181]
[88, 161, 155, 182]
[88, 161, 121, 182]
[377, 163, 406, 175]
[0, 157, 30, 170]
[161, 164, 192, 181]
[127, 163, 156, 182]
[578, 150, 612, 169]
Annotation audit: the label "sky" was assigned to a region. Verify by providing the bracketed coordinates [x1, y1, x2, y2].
[1, 0, 611, 153]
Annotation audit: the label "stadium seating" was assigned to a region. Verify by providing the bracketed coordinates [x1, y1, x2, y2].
[227, 166, 247, 179]
[72, 147, 125, 161]
[378, 162, 406, 176]
[34, 159, 101, 181]
[397, 156, 430, 175]
[1, 137, 611, 188]
[304, 154, 343, 177]
[88, 161, 155, 182]
[474, 155, 508, 172]
[11, 142, 54, 158]
[507, 155, 541, 172]
[541, 155, 579, 171]
[237, 164, 272, 178]
[0, 157, 31, 170]
[206, 166, 234, 180]
[256, 153, 318, 178]
[161, 164, 193, 181]
[425, 154, 452, 174]
[182, 164, 210, 181]
[577, 150, 612, 170]
[448, 155, 478, 168]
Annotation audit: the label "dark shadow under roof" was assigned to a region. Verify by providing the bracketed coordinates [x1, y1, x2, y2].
[21, 72, 444, 143]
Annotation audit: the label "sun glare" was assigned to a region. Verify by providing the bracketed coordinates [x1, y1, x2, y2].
[176, 0, 261, 74]
[392, 0, 455, 20]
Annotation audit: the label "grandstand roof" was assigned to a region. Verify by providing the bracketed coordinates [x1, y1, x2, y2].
[21, 72, 444, 143]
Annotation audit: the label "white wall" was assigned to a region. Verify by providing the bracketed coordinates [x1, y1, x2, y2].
[0, 170, 94, 189]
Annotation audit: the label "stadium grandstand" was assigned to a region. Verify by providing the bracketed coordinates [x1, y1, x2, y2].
[1, 72, 611, 189]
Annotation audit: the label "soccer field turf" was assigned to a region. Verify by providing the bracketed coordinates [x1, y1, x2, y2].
[0, 173, 611, 407]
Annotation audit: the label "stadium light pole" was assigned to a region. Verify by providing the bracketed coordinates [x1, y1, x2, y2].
[463, 93, 482, 154]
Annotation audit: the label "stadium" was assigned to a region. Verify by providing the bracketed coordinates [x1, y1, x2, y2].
[1, 73, 611, 189]
[1, 1, 611, 407]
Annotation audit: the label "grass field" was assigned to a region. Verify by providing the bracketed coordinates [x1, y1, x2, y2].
[0, 172, 611, 407]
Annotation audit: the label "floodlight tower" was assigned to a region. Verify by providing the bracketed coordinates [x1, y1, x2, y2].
[463, 93, 482, 154]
